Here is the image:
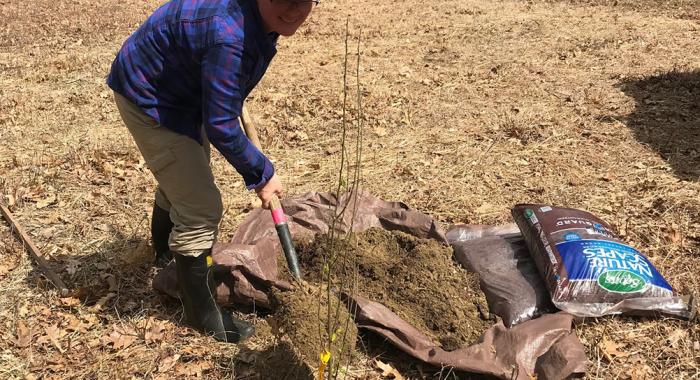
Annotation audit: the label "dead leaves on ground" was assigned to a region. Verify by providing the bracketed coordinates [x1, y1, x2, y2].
[144, 317, 167, 343]
[0, 257, 19, 278]
[666, 328, 687, 349]
[374, 359, 405, 379]
[157, 353, 181, 373]
[600, 336, 631, 361]
[154, 354, 213, 378]
[10, 307, 207, 377]
[103, 318, 171, 350]
[7, 186, 60, 209]
[39, 323, 66, 353]
[594, 327, 699, 379]
[12, 303, 172, 355]
[102, 326, 138, 351]
[14, 321, 35, 348]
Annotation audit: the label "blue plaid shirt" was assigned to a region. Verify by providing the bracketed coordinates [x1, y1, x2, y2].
[108, 0, 276, 189]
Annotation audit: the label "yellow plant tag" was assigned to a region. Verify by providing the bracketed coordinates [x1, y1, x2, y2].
[317, 363, 326, 380]
[320, 350, 331, 364]
[317, 350, 331, 380]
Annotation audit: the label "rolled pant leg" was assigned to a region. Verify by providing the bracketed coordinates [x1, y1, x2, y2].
[114, 92, 222, 256]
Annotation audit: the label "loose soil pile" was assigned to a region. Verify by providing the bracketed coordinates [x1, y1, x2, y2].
[294, 228, 490, 351]
[267, 285, 358, 377]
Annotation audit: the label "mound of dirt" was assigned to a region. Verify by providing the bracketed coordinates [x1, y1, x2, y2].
[267, 284, 358, 376]
[295, 228, 490, 351]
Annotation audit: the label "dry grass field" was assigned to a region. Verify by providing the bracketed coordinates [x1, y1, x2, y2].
[1, 0, 698, 378]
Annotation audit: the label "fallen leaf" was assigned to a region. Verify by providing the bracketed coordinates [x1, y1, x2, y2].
[600, 336, 630, 361]
[175, 361, 212, 376]
[104, 328, 137, 350]
[37, 306, 52, 318]
[475, 203, 500, 215]
[664, 224, 682, 244]
[0, 259, 19, 277]
[158, 354, 181, 373]
[35, 193, 57, 209]
[667, 328, 686, 348]
[374, 126, 388, 137]
[62, 314, 92, 333]
[627, 364, 654, 380]
[48, 329, 65, 353]
[58, 296, 81, 307]
[46, 352, 66, 366]
[292, 131, 309, 141]
[145, 318, 166, 343]
[37, 323, 65, 353]
[374, 359, 405, 380]
[14, 321, 32, 348]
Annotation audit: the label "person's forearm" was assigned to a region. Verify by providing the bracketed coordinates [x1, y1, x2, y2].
[206, 121, 275, 189]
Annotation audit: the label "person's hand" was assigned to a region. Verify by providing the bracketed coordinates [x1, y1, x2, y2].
[255, 174, 284, 209]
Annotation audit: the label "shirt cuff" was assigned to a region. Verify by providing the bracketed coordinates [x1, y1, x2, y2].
[245, 158, 275, 190]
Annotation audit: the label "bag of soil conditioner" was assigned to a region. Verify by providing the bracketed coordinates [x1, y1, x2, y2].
[512, 204, 695, 318]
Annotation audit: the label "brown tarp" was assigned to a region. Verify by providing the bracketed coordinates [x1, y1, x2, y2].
[154, 191, 588, 379]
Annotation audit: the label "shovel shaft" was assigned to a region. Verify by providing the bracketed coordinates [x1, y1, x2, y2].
[275, 222, 302, 280]
[240, 106, 303, 281]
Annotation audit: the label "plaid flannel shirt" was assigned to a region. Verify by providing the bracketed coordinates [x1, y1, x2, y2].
[107, 0, 277, 189]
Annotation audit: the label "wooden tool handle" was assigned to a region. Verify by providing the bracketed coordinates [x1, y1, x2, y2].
[241, 106, 262, 149]
[240, 105, 282, 210]
[270, 195, 282, 210]
[1, 203, 70, 296]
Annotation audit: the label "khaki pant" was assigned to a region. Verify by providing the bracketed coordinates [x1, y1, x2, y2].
[114, 92, 222, 256]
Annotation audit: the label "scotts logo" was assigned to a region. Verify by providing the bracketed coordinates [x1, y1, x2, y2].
[524, 209, 537, 224]
[597, 270, 646, 293]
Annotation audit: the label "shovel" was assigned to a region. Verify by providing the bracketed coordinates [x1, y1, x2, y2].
[240, 106, 302, 281]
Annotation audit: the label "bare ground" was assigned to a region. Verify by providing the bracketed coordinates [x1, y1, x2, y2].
[1, 0, 698, 378]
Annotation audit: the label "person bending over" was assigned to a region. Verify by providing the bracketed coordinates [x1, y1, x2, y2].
[107, 0, 316, 343]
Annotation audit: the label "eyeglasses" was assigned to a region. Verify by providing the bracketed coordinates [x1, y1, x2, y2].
[273, 0, 320, 8]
